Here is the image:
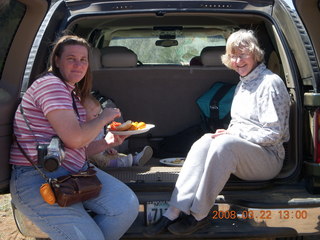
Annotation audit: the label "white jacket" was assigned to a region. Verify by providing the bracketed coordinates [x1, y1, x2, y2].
[228, 63, 290, 159]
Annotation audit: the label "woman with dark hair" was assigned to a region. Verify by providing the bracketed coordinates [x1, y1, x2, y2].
[145, 29, 290, 236]
[10, 35, 139, 240]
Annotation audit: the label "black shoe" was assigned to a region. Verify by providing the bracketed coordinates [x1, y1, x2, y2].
[143, 216, 175, 237]
[167, 214, 209, 236]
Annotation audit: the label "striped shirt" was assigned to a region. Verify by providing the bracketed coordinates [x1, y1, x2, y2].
[10, 74, 87, 172]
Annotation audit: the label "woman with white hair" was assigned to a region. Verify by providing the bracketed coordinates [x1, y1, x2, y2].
[145, 29, 290, 236]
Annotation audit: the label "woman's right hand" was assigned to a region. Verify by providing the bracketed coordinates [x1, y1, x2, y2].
[211, 129, 227, 138]
[100, 107, 121, 124]
[47, 107, 121, 149]
[105, 132, 129, 149]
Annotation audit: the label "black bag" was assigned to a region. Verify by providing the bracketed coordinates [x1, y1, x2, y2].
[196, 82, 236, 132]
[158, 125, 205, 158]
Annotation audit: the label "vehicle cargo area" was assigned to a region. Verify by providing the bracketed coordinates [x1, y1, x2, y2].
[80, 12, 299, 188]
[80, 11, 305, 238]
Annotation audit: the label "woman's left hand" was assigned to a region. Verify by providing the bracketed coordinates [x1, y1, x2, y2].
[211, 129, 227, 138]
[104, 132, 129, 148]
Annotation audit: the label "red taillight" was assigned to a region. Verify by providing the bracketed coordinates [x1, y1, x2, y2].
[314, 108, 320, 163]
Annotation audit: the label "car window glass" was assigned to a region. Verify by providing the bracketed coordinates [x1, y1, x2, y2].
[109, 35, 226, 65]
[0, 0, 26, 78]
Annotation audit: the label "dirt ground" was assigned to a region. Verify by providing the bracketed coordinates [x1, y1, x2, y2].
[0, 194, 33, 240]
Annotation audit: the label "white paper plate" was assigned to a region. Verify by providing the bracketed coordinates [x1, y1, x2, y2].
[160, 157, 185, 166]
[108, 124, 155, 135]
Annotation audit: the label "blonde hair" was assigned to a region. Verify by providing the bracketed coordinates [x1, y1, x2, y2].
[83, 94, 100, 109]
[221, 29, 264, 69]
[83, 94, 102, 121]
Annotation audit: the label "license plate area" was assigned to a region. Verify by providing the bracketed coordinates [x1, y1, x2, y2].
[145, 201, 169, 225]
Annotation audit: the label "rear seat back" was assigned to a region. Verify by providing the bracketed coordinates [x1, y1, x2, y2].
[90, 47, 101, 71]
[200, 46, 226, 67]
[101, 46, 138, 68]
[92, 46, 238, 136]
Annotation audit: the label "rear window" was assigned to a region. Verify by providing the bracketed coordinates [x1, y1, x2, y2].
[109, 35, 226, 65]
[0, 0, 25, 78]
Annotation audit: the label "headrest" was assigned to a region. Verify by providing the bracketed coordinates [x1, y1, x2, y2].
[89, 47, 101, 70]
[101, 46, 137, 67]
[200, 46, 225, 67]
[189, 56, 202, 66]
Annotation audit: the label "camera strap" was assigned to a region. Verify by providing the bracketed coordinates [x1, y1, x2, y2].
[17, 90, 89, 175]
[19, 89, 79, 143]
[14, 104, 51, 181]
[14, 134, 50, 182]
[19, 104, 41, 144]
[71, 91, 80, 119]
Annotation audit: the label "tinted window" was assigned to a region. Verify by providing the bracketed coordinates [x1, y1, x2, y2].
[0, 0, 25, 78]
[109, 35, 226, 65]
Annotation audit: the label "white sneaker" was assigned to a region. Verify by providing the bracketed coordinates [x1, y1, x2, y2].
[133, 146, 153, 166]
[117, 154, 133, 167]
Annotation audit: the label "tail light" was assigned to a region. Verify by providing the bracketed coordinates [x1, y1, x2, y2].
[314, 108, 320, 163]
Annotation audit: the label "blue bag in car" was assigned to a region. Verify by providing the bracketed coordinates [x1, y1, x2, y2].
[196, 82, 236, 132]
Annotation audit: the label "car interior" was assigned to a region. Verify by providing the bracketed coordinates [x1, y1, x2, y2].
[42, 12, 298, 189]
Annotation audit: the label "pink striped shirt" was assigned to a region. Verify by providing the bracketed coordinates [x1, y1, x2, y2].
[10, 74, 87, 173]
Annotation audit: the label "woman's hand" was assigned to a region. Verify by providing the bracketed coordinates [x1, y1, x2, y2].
[87, 134, 127, 157]
[211, 129, 227, 138]
[104, 132, 129, 149]
[47, 107, 122, 149]
[100, 108, 121, 125]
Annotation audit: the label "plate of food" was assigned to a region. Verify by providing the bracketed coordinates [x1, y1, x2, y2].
[107, 120, 155, 135]
[160, 157, 185, 167]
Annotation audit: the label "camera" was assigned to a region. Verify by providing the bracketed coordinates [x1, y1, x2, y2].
[37, 136, 65, 172]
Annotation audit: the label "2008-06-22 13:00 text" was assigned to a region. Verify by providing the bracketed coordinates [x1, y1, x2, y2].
[212, 210, 308, 220]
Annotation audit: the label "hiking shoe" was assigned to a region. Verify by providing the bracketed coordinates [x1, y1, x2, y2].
[133, 146, 153, 166]
[168, 214, 209, 236]
[144, 216, 176, 237]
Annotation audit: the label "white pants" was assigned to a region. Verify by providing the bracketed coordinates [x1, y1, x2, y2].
[169, 134, 283, 220]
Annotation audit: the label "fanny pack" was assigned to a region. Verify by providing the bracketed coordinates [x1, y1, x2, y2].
[50, 167, 101, 207]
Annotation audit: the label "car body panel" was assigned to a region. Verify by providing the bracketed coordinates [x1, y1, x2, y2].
[290, 0, 320, 193]
[0, 0, 50, 194]
[294, 0, 320, 69]
[277, 0, 320, 90]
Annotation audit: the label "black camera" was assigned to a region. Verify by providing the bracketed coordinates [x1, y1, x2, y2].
[37, 136, 65, 172]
